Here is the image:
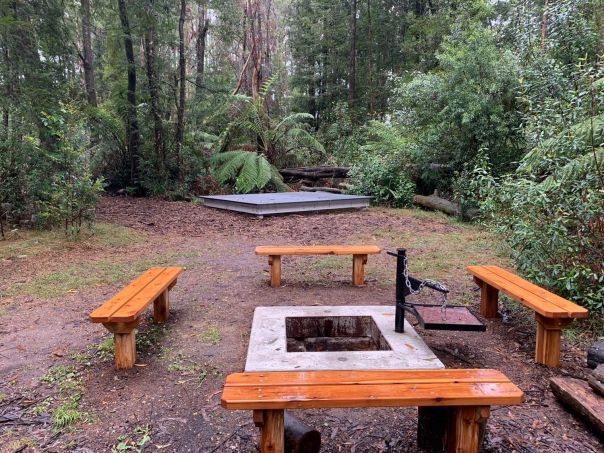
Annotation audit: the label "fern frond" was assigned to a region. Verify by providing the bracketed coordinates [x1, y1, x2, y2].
[275, 113, 314, 130]
[235, 152, 261, 193]
[540, 148, 604, 190]
[212, 151, 249, 184]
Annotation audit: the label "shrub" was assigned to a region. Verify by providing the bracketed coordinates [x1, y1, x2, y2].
[348, 155, 415, 208]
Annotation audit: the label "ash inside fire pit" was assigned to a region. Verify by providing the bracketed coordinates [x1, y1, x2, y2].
[286, 316, 392, 352]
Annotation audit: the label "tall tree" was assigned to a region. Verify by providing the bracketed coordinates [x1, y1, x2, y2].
[117, 0, 141, 185]
[143, 2, 165, 172]
[195, 3, 210, 99]
[348, 0, 357, 111]
[80, 0, 97, 107]
[175, 0, 187, 180]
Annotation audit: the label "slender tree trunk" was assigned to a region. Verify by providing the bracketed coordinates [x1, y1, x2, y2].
[195, 4, 209, 99]
[348, 0, 357, 112]
[367, 0, 374, 114]
[175, 0, 186, 182]
[81, 0, 97, 107]
[144, 23, 165, 172]
[540, 0, 549, 50]
[117, 0, 141, 186]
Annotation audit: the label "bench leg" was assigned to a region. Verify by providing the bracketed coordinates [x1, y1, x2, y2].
[103, 320, 140, 369]
[475, 278, 498, 318]
[268, 255, 281, 288]
[352, 254, 367, 286]
[535, 314, 571, 367]
[254, 409, 285, 453]
[153, 290, 170, 322]
[447, 406, 490, 453]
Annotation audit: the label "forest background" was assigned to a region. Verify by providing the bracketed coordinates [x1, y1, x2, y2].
[0, 0, 602, 312]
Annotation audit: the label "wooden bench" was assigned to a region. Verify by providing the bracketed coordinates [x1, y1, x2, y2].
[255, 245, 381, 287]
[221, 369, 523, 453]
[89, 267, 184, 369]
[468, 265, 588, 367]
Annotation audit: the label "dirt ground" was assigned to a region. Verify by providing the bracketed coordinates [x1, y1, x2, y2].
[0, 196, 602, 452]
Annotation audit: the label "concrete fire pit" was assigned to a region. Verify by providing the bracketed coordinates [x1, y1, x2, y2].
[245, 306, 443, 371]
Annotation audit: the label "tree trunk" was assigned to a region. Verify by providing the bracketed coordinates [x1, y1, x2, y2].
[367, 0, 373, 114]
[175, 0, 186, 182]
[540, 0, 549, 50]
[143, 20, 165, 173]
[81, 0, 97, 107]
[195, 4, 209, 99]
[117, 0, 141, 187]
[348, 0, 357, 112]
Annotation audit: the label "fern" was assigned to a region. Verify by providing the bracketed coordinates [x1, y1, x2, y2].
[211, 150, 288, 193]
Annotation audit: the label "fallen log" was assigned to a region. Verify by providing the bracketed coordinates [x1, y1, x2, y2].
[280, 166, 350, 180]
[284, 412, 321, 453]
[300, 185, 343, 194]
[413, 192, 479, 220]
[550, 376, 604, 437]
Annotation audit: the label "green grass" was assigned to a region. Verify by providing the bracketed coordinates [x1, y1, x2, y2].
[52, 395, 88, 430]
[4, 251, 196, 299]
[199, 325, 221, 345]
[0, 223, 146, 261]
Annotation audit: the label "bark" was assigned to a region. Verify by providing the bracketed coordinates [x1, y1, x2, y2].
[117, 0, 141, 186]
[81, 0, 97, 107]
[367, 0, 374, 114]
[540, 0, 549, 50]
[550, 377, 604, 437]
[143, 23, 165, 171]
[348, 0, 357, 110]
[175, 0, 186, 181]
[195, 4, 209, 99]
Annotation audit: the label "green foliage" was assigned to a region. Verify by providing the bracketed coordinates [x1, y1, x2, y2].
[390, 20, 523, 191]
[348, 157, 415, 208]
[212, 150, 287, 193]
[112, 425, 152, 453]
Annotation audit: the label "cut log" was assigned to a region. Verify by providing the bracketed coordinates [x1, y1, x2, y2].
[589, 365, 604, 396]
[300, 185, 342, 194]
[284, 412, 321, 453]
[550, 376, 604, 437]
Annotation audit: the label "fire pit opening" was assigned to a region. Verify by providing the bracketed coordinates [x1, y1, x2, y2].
[286, 316, 392, 352]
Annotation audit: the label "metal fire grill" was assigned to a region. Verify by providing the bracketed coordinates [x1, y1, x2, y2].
[390, 248, 486, 332]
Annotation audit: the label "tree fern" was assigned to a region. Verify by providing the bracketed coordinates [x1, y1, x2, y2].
[212, 150, 288, 193]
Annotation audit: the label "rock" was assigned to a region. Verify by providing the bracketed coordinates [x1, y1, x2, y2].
[587, 341, 604, 368]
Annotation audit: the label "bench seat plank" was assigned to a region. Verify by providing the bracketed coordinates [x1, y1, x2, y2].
[90, 267, 184, 323]
[468, 265, 587, 318]
[255, 245, 381, 256]
[480, 266, 587, 317]
[221, 370, 524, 410]
[225, 369, 512, 387]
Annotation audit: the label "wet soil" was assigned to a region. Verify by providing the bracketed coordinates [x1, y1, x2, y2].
[0, 196, 602, 452]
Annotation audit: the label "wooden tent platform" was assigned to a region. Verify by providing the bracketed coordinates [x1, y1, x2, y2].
[199, 192, 371, 217]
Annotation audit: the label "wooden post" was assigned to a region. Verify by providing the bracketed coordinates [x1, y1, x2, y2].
[476, 278, 499, 318]
[153, 290, 170, 322]
[269, 255, 281, 287]
[103, 320, 140, 369]
[352, 254, 367, 286]
[535, 313, 571, 367]
[256, 409, 284, 453]
[447, 406, 490, 453]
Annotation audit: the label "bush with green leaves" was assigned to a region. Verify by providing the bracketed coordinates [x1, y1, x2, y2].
[348, 156, 415, 208]
[0, 105, 103, 238]
[212, 151, 288, 193]
[469, 63, 604, 313]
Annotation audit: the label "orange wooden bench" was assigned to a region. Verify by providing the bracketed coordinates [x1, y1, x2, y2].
[468, 265, 588, 367]
[255, 245, 381, 287]
[89, 267, 184, 369]
[221, 369, 523, 453]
